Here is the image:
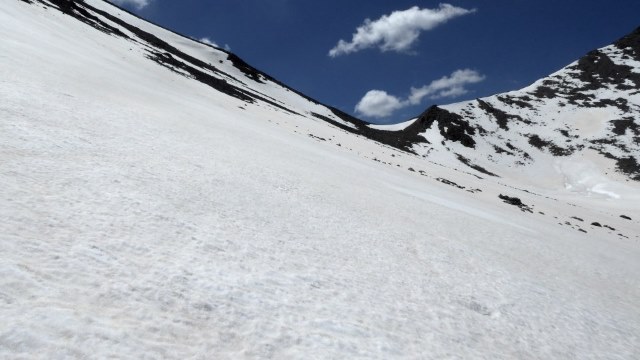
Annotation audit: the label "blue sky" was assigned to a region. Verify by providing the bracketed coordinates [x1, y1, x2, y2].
[112, 0, 640, 124]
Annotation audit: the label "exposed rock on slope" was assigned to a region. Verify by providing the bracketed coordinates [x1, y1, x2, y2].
[373, 27, 640, 182]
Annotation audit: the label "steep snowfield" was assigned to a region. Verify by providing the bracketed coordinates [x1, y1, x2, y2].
[1, 1, 639, 358]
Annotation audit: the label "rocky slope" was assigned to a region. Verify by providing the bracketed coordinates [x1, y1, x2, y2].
[374, 27, 640, 186]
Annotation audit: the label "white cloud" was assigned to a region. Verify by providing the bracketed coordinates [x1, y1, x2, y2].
[355, 90, 405, 118]
[408, 69, 485, 104]
[329, 4, 475, 57]
[110, 0, 151, 10]
[199, 37, 219, 47]
[199, 37, 232, 51]
[355, 69, 485, 118]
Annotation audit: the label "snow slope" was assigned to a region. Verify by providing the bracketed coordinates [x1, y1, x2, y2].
[1, 0, 639, 358]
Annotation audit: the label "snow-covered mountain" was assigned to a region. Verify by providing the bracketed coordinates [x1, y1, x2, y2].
[372, 26, 640, 188]
[1, 0, 639, 358]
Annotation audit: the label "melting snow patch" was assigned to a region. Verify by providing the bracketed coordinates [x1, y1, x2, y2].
[555, 156, 621, 199]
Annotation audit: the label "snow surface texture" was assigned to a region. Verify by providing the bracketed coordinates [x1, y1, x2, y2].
[1, 0, 640, 358]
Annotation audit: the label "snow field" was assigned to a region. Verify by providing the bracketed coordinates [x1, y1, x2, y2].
[1, 1, 640, 358]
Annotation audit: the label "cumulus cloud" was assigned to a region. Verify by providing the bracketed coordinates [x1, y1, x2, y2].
[408, 69, 485, 104]
[110, 0, 151, 10]
[355, 69, 485, 118]
[329, 4, 475, 57]
[355, 90, 405, 118]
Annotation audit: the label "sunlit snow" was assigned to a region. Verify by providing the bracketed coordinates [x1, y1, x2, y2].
[1, 1, 639, 359]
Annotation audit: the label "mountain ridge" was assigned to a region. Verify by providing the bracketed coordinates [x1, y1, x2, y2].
[374, 24, 640, 183]
[26, 0, 640, 185]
